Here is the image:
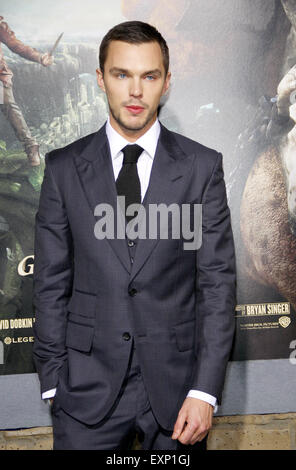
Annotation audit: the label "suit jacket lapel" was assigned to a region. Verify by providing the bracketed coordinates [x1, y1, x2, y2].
[129, 124, 195, 283]
[73, 124, 131, 274]
[73, 123, 195, 281]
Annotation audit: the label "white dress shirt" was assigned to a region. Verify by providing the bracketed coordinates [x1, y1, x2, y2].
[43, 117, 217, 412]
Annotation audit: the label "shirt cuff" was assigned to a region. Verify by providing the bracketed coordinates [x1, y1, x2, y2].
[187, 389, 218, 413]
[42, 388, 57, 400]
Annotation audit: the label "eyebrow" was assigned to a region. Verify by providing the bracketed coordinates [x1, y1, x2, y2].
[109, 67, 162, 77]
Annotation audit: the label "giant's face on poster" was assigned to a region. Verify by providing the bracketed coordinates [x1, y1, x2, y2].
[0, 0, 295, 375]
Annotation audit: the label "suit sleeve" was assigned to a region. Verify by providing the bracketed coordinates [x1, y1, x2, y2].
[33, 153, 74, 394]
[190, 152, 237, 403]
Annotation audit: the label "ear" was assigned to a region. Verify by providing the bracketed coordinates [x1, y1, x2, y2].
[162, 71, 171, 96]
[96, 68, 106, 92]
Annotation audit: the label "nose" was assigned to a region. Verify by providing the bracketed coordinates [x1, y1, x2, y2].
[129, 77, 143, 98]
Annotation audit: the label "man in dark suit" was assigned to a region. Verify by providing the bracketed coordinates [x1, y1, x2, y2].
[33, 21, 236, 450]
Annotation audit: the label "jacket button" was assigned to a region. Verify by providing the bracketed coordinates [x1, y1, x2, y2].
[122, 332, 131, 341]
[129, 288, 137, 296]
[127, 240, 135, 247]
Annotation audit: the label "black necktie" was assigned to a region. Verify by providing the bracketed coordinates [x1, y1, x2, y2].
[116, 144, 143, 223]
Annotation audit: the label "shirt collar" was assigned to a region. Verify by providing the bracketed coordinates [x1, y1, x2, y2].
[106, 117, 160, 161]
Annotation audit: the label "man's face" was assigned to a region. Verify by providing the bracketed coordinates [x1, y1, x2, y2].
[96, 40, 171, 140]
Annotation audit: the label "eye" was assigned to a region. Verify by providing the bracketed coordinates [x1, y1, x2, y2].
[145, 75, 155, 81]
[118, 73, 126, 79]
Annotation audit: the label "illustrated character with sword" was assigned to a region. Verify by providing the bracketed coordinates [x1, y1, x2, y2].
[0, 17, 62, 166]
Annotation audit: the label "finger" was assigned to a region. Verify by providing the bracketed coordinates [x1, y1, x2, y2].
[189, 430, 208, 445]
[178, 422, 199, 445]
[172, 413, 186, 440]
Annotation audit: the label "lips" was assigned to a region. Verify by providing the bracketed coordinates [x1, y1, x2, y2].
[125, 105, 145, 115]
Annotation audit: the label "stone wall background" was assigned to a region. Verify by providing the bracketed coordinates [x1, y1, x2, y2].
[1, 413, 296, 450]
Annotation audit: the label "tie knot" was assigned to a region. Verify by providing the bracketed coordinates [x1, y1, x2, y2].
[122, 144, 143, 164]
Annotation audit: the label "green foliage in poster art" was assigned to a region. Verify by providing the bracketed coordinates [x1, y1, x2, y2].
[0, 140, 7, 153]
[0, 146, 45, 193]
[0, 148, 44, 292]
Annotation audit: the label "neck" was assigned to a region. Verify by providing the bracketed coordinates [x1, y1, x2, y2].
[109, 115, 157, 142]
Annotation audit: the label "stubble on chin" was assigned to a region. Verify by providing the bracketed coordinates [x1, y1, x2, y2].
[109, 105, 156, 133]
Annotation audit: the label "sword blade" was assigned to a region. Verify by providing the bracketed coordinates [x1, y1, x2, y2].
[48, 32, 64, 56]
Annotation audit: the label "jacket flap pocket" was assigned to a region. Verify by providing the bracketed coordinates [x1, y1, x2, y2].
[174, 319, 195, 352]
[65, 319, 94, 352]
[67, 290, 97, 318]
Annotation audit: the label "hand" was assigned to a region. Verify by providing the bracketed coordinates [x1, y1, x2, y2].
[49, 398, 54, 405]
[40, 53, 53, 67]
[172, 397, 213, 445]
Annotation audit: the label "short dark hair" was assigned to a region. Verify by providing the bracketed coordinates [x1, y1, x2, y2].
[99, 21, 169, 76]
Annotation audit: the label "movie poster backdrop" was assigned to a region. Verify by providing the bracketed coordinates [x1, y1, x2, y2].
[0, 0, 296, 423]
